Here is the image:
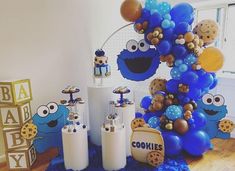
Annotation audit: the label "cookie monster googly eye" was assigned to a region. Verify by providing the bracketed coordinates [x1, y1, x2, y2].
[138, 39, 150, 52]
[37, 105, 50, 118]
[213, 95, 225, 107]
[126, 40, 138, 52]
[47, 102, 58, 113]
[202, 93, 213, 105]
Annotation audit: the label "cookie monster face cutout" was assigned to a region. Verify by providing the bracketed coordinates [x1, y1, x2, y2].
[197, 93, 227, 121]
[117, 39, 160, 81]
[33, 102, 69, 133]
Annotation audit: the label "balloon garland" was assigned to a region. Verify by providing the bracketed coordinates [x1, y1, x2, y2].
[120, 0, 225, 156]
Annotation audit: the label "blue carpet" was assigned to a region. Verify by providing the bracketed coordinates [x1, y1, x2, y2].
[46, 141, 189, 171]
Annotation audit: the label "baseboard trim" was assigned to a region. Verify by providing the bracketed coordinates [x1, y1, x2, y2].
[0, 154, 6, 163]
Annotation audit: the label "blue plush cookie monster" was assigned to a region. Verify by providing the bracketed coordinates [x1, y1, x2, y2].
[32, 102, 69, 155]
[197, 93, 230, 139]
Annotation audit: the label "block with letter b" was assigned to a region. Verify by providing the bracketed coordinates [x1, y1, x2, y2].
[0, 79, 32, 105]
[3, 128, 31, 151]
[0, 102, 32, 128]
[6, 145, 36, 170]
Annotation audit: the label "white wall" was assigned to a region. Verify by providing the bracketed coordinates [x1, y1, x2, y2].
[0, 0, 128, 161]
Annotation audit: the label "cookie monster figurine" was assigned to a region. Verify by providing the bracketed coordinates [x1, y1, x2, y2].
[197, 93, 234, 139]
[32, 102, 69, 155]
[117, 39, 160, 81]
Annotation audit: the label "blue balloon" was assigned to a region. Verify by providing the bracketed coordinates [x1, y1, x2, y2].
[170, 3, 194, 25]
[172, 45, 187, 58]
[135, 112, 143, 118]
[143, 112, 157, 123]
[140, 96, 152, 110]
[162, 131, 183, 156]
[148, 116, 160, 128]
[166, 105, 183, 121]
[197, 73, 214, 89]
[210, 76, 218, 90]
[170, 67, 181, 80]
[179, 64, 188, 73]
[181, 71, 199, 85]
[196, 69, 206, 77]
[163, 28, 174, 40]
[183, 130, 210, 156]
[158, 40, 172, 55]
[149, 12, 162, 28]
[184, 54, 197, 65]
[161, 19, 171, 29]
[192, 111, 207, 129]
[166, 79, 180, 94]
[175, 22, 190, 35]
[187, 87, 202, 100]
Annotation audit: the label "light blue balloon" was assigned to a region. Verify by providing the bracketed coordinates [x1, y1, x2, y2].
[184, 54, 197, 65]
[166, 105, 183, 121]
[170, 67, 181, 80]
[175, 59, 183, 66]
[179, 64, 188, 73]
[164, 14, 171, 20]
[156, 2, 171, 16]
[170, 21, 175, 28]
[161, 19, 171, 29]
[148, 116, 160, 128]
[145, 0, 158, 10]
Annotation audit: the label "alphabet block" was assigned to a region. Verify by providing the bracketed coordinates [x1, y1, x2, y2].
[3, 128, 31, 151]
[0, 79, 32, 105]
[0, 102, 32, 128]
[6, 145, 36, 170]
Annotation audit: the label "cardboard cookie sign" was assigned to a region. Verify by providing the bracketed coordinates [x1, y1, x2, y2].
[131, 126, 165, 167]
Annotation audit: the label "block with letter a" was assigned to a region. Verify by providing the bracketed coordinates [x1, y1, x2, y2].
[6, 145, 36, 170]
[0, 79, 32, 105]
[0, 102, 32, 128]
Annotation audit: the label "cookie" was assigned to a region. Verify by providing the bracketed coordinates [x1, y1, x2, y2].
[21, 122, 37, 140]
[149, 78, 167, 96]
[147, 151, 164, 167]
[193, 20, 219, 45]
[219, 119, 234, 133]
[131, 118, 146, 130]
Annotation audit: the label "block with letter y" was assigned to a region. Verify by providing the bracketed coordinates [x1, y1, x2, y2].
[6, 145, 36, 170]
[0, 79, 32, 105]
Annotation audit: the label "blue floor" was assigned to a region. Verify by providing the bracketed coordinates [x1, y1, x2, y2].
[46, 141, 189, 171]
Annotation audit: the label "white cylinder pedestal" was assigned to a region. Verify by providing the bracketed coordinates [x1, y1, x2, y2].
[114, 103, 135, 156]
[62, 125, 89, 171]
[101, 125, 126, 171]
[88, 86, 114, 146]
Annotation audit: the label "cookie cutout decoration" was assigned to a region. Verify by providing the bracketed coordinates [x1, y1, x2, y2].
[147, 151, 164, 167]
[149, 78, 167, 96]
[21, 122, 37, 140]
[193, 20, 219, 45]
[131, 118, 146, 130]
[219, 119, 235, 133]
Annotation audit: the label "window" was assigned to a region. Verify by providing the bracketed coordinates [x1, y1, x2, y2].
[195, 2, 235, 78]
